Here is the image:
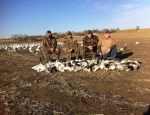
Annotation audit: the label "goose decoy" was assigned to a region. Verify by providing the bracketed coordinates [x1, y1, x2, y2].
[120, 44, 127, 52]
[135, 42, 139, 45]
[123, 43, 127, 51]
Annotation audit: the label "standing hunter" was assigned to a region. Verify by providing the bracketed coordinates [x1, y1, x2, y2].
[63, 31, 79, 61]
[83, 30, 99, 59]
[40, 30, 60, 63]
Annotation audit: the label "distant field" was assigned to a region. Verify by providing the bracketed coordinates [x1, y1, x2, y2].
[111, 28, 150, 39]
[0, 28, 150, 44]
[43, 28, 150, 42]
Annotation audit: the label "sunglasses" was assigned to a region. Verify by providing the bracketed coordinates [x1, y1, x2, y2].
[68, 34, 71, 35]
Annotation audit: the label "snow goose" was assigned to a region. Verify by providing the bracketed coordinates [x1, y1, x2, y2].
[135, 42, 139, 45]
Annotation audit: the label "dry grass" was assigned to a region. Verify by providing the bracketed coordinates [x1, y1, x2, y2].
[0, 33, 150, 114]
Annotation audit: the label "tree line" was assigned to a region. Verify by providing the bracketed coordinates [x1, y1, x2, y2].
[0, 28, 119, 42]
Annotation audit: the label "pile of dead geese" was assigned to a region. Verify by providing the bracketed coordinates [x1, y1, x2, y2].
[32, 59, 141, 73]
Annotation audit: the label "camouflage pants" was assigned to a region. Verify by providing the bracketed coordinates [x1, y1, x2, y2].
[66, 47, 80, 61]
[39, 47, 60, 63]
[82, 47, 97, 59]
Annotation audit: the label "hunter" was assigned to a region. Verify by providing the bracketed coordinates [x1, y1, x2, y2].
[82, 30, 99, 59]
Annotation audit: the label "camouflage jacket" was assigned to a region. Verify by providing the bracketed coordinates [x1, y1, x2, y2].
[63, 38, 78, 51]
[83, 35, 99, 48]
[42, 36, 57, 52]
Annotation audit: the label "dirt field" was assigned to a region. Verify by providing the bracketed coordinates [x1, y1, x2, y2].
[0, 36, 150, 115]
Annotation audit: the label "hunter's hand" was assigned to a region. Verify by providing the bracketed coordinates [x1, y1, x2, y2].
[49, 47, 54, 52]
[68, 48, 72, 52]
[88, 46, 93, 50]
[99, 52, 102, 56]
[106, 48, 110, 53]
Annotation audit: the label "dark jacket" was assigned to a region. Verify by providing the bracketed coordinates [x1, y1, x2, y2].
[63, 37, 78, 51]
[83, 35, 99, 48]
[42, 36, 57, 52]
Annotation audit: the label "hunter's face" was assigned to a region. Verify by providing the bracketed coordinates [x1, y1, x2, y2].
[46, 33, 51, 37]
[87, 33, 92, 38]
[104, 32, 110, 38]
[67, 34, 72, 38]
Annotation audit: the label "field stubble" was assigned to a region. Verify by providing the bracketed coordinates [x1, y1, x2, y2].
[0, 37, 150, 115]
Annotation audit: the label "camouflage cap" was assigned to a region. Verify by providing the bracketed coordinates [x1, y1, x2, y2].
[86, 30, 93, 34]
[66, 31, 72, 35]
[47, 30, 51, 34]
[104, 29, 110, 33]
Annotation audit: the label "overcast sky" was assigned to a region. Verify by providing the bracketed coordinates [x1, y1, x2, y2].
[0, 0, 150, 38]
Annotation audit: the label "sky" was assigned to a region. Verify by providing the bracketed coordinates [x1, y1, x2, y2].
[0, 0, 150, 38]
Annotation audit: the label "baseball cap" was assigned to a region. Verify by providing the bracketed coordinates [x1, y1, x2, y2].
[104, 29, 110, 33]
[47, 30, 51, 34]
[86, 30, 93, 34]
[66, 31, 72, 35]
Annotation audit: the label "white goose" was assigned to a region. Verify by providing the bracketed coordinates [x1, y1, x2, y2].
[135, 42, 139, 45]
[32, 58, 141, 73]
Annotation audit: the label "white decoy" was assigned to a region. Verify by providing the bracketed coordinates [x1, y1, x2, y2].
[135, 42, 139, 45]
[120, 48, 124, 51]
[123, 44, 127, 51]
[120, 44, 127, 52]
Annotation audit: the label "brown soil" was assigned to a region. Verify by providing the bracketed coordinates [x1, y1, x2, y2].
[0, 37, 150, 115]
